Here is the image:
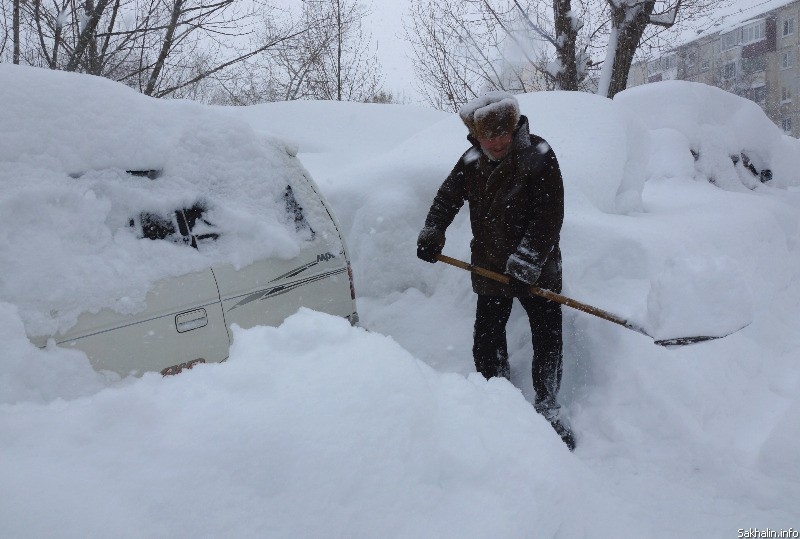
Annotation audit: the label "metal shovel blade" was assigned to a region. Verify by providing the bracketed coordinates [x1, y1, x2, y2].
[653, 323, 750, 347]
[655, 335, 723, 347]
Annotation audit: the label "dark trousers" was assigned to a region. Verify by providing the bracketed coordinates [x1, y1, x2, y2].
[473, 294, 563, 418]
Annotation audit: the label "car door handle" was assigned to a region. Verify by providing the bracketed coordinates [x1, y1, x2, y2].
[175, 309, 208, 333]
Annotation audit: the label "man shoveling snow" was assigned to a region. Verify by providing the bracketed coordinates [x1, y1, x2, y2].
[416, 92, 575, 451]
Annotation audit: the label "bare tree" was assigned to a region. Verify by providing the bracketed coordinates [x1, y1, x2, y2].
[0, 0, 21, 62]
[404, 0, 475, 111]
[405, 0, 601, 111]
[405, 0, 721, 109]
[280, 0, 384, 102]
[159, 0, 387, 106]
[2, 0, 312, 100]
[405, 0, 507, 111]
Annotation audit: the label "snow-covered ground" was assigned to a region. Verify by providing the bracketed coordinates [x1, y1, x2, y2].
[2, 64, 800, 538]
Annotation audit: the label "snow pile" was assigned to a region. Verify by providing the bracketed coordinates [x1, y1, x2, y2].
[759, 391, 800, 482]
[518, 91, 648, 214]
[1, 68, 800, 537]
[0, 309, 642, 538]
[0, 302, 112, 404]
[286, 82, 800, 534]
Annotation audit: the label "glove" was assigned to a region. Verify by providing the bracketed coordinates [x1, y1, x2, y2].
[417, 227, 446, 263]
[505, 252, 541, 286]
[507, 276, 530, 296]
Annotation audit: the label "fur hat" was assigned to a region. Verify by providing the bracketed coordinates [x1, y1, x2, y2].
[459, 91, 521, 139]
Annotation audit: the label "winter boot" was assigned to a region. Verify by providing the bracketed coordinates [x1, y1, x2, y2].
[549, 418, 576, 451]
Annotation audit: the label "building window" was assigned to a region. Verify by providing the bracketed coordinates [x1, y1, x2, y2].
[742, 56, 766, 73]
[721, 30, 739, 51]
[742, 20, 766, 44]
[782, 86, 792, 102]
[784, 17, 796, 37]
[753, 85, 767, 103]
[701, 58, 711, 71]
[722, 61, 736, 79]
[782, 117, 792, 133]
[662, 55, 677, 71]
[781, 51, 794, 69]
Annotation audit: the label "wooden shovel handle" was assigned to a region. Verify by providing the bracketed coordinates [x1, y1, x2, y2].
[435, 254, 649, 337]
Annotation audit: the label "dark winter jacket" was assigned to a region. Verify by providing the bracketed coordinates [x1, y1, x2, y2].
[423, 115, 564, 296]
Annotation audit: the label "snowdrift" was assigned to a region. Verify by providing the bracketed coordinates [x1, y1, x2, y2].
[2, 67, 800, 537]
[1, 309, 644, 538]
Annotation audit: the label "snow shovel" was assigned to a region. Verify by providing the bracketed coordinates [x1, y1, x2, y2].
[435, 253, 742, 347]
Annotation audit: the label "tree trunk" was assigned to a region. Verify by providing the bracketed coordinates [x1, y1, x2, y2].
[336, 0, 342, 100]
[605, 0, 655, 98]
[84, 0, 102, 74]
[553, 0, 579, 90]
[144, 0, 184, 96]
[13, 0, 21, 64]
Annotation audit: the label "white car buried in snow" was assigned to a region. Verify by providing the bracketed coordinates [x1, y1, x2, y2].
[28, 170, 358, 377]
[0, 65, 357, 377]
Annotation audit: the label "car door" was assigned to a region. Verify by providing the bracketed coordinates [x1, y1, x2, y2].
[47, 268, 230, 377]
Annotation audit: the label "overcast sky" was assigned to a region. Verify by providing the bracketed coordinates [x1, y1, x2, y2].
[365, 0, 418, 102]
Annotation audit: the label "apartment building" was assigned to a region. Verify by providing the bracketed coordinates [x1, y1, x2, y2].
[628, 0, 800, 137]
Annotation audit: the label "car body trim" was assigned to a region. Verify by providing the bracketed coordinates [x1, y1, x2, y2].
[53, 300, 222, 345]
[227, 267, 347, 311]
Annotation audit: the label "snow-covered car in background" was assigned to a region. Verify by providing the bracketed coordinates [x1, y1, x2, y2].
[1, 65, 357, 377]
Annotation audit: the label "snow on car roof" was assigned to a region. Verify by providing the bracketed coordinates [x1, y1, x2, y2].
[0, 64, 319, 337]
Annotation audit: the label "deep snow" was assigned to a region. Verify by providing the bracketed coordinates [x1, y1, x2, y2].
[2, 64, 800, 538]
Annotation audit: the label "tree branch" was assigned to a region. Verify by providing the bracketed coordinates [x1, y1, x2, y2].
[153, 27, 311, 98]
[65, 0, 111, 71]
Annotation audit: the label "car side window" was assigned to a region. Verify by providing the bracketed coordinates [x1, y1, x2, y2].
[128, 176, 316, 248]
[283, 184, 315, 239]
[131, 202, 220, 249]
[139, 211, 176, 240]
